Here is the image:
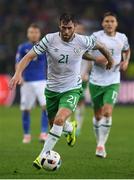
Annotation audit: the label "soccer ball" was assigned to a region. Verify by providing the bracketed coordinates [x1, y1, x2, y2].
[41, 150, 61, 171]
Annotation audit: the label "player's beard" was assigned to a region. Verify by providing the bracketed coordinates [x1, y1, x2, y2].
[61, 32, 75, 42]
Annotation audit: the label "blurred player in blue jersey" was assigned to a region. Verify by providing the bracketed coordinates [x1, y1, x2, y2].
[16, 24, 48, 143]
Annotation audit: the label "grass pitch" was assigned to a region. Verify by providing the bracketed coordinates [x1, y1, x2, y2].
[0, 105, 134, 179]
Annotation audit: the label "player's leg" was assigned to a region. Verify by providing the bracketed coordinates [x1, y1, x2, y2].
[75, 100, 85, 136]
[33, 107, 72, 169]
[35, 80, 48, 141]
[59, 89, 81, 146]
[20, 82, 36, 143]
[93, 107, 103, 144]
[40, 88, 81, 151]
[89, 83, 103, 142]
[97, 84, 120, 152]
[33, 89, 81, 169]
[33, 89, 60, 169]
[94, 107, 108, 158]
[40, 108, 72, 155]
[21, 110, 31, 143]
[74, 81, 87, 136]
[89, 83, 107, 157]
[93, 84, 119, 158]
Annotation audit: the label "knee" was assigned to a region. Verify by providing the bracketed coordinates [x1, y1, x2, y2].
[103, 107, 112, 117]
[53, 108, 72, 126]
[54, 115, 65, 126]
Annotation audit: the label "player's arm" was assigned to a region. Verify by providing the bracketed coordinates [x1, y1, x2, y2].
[95, 41, 114, 70]
[120, 48, 131, 71]
[10, 35, 49, 89]
[82, 52, 96, 62]
[83, 42, 114, 69]
[81, 60, 92, 81]
[15, 45, 25, 85]
[120, 34, 130, 71]
[83, 52, 108, 66]
[10, 50, 37, 89]
[15, 63, 24, 85]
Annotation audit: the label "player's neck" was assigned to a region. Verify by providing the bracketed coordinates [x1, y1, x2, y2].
[104, 31, 116, 37]
[59, 33, 75, 42]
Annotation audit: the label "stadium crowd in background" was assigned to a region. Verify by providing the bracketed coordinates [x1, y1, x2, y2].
[0, 0, 134, 75]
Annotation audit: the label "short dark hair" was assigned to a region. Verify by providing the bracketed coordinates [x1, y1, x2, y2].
[28, 23, 41, 30]
[103, 12, 118, 21]
[59, 13, 77, 24]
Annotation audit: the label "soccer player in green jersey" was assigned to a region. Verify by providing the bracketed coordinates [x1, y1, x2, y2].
[10, 13, 114, 169]
[87, 12, 131, 158]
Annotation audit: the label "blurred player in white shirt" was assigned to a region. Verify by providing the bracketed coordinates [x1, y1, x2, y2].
[88, 12, 131, 158]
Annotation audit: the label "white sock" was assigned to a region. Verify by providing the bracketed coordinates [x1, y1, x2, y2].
[98, 116, 112, 147]
[75, 106, 84, 131]
[93, 117, 101, 144]
[63, 120, 73, 133]
[39, 124, 63, 158]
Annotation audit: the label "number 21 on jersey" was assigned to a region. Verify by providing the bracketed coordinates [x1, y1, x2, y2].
[58, 54, 69, 64]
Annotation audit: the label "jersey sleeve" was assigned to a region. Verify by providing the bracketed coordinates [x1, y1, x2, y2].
[122, 34, 130, 51]
[15, 45, 24, 63]
[33, 34, 50, 55]
[82, 33, 97, 50]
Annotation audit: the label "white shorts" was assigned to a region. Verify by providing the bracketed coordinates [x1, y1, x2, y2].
[20, 80, 46, 110]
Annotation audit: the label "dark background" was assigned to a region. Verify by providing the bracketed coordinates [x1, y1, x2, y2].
[0, 0, 134, 79]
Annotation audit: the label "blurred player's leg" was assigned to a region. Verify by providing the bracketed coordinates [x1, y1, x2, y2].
[93, 116, 100, 144]
[34, 80, 48, 142]
[22, 110, 31, 143]
[94, 113, 112, 158]
[75, 104, 84, 136]
[97, 115, 112, 147]
[90, 83, 119, 158]
[74, 81, 87, 136]
[96, 85, 119, 157]
[39, 107, 48, 142]
[20, 82, 36, 143]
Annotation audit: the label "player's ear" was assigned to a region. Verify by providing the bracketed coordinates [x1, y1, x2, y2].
[59, 25, 62, 31]
[58, 23, 61, 29]
[58, 20, 61, 29]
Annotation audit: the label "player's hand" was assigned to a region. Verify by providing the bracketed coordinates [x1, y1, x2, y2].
[120, 61, 129, 71]
[9, 73, 23, 89]
[106, 60, 114, 70]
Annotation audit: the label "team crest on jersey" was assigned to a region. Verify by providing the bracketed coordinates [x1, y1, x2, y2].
[74, 47, 82, 55]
